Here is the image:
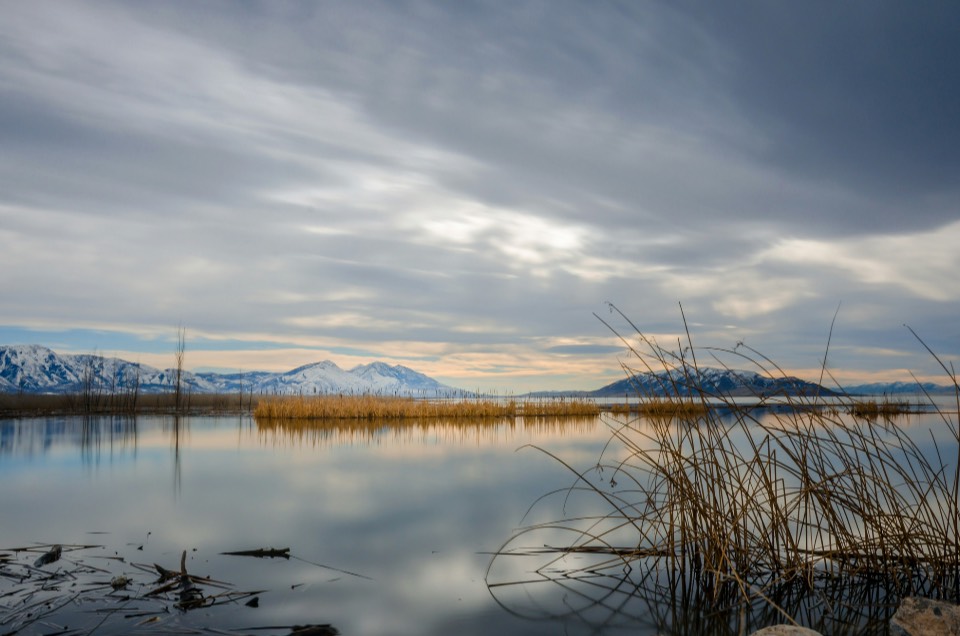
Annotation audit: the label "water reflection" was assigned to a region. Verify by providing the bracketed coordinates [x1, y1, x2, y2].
[168, 415, 186, 496]
[0, 415, 600, 459]
[1, 415, 139, 465]
[486, 407, 960, 634]
[4, 408, 954, 635]
[0, 413, 610, 636]
[487, 542, 908, 634]
[255, 416, 599, 448]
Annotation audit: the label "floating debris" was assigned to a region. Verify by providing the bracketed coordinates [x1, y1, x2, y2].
[1, 542, 273, 634]
[289, 625, 340, 636]
[33, 544, 62, 568]
[222, 547, 291, 559]
[110, 574, 131, 589]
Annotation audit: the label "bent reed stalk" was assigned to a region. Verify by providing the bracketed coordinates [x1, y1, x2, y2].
[489, 304, 960, 620]
[253, 394, 600, 420]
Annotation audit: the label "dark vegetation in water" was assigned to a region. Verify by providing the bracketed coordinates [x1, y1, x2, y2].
[486, 305, 960, 633]
[0, 542, 344, 635]
[0, 391, 254, 417]
[847, 397, 921, 419]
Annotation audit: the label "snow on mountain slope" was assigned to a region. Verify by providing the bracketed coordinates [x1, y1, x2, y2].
[0, 345, 460, 397]
[0, 344, 82, 392]
[255, 360, 369, 395]
[349, 361, 454, 395]
[0, 344, 223, 394]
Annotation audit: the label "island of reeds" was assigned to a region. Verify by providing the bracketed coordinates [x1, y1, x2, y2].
[252, 394, 600, 420]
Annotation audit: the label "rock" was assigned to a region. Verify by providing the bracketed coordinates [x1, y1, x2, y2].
[891, 597, 960, 635]
[750, 626, 823, 635]
[33, 544, 62, 568]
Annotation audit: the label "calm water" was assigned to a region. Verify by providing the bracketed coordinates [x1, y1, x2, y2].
[1, 405, 957, 635]
[1, 414, 630, 635]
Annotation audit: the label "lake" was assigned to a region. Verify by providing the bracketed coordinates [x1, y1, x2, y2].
[1, 404, 957, 635]
[1, 413, 624, 635]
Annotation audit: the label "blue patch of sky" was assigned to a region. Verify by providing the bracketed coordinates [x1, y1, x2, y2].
[0, 326, 169, 354]
[0, 326, 303, 355]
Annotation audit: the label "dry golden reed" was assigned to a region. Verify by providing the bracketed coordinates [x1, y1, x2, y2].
[489, 303, 960, 618]
[609, 398, 708, 417]
[848, 397, 916, 419]
[253, 394, 600, 420]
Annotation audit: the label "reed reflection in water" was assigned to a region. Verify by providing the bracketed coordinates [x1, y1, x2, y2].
[255, 416, 599, 448]
[486, 406, 960, 635]
[488, 552, 904, 635]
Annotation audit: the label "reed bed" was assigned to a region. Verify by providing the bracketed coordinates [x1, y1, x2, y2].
[848, 397, 917, 419]
[253, 394, 600, 420]
[488, 305, 960, 628]
[0, 392, 253, 416]
[608, 397, 709, 417]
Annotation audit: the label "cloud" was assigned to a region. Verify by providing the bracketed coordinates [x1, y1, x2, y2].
[765, 222, 960, 302]
[1, 1, 958, 390]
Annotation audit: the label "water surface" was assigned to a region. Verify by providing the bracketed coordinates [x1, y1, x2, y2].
[2, 405, 956, 635]
[1, 414, 615, 635]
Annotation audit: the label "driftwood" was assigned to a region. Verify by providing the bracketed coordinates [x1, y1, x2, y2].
[146, 550, 234, 603]
[221, 547, 291, 559]
[289, 626, 340, 636]
[2, 543, 274, 633]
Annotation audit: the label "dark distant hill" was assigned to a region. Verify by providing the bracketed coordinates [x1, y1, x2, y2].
[841, 381, 956, 395]
[589, 367, 839, 398]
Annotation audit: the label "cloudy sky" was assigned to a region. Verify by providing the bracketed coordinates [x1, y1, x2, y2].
[1, 1, 959, 392]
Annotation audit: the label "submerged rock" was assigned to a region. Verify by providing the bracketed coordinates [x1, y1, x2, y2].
[750, 626, 823, 635]
[891, 597, 960, 635]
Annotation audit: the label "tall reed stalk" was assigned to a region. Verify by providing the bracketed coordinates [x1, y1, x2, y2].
[173, 326, 186, 414]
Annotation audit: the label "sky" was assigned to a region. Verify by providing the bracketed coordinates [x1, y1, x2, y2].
[1, 1, 959, 392]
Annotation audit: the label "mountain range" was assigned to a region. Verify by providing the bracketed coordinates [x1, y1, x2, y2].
[0, 344, 953, 398]
[587, 368, 955, 398]
[0, 344, 460, 397]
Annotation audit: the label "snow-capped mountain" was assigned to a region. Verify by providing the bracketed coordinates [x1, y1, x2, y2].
[0, 344, 83, 393]
[0, 344, 209, 394]
[591, 367, 839, 398]
[0, 345, 461, 397]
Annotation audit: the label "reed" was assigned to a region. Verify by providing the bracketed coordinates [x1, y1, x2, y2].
[516, 397, 601, 417]
[0, 392, 253, 416]
[488, 304, 960, 625]
[848, 397, 916, 419]
[253, 394, 600, 420]
[606, 398, 708, 417]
